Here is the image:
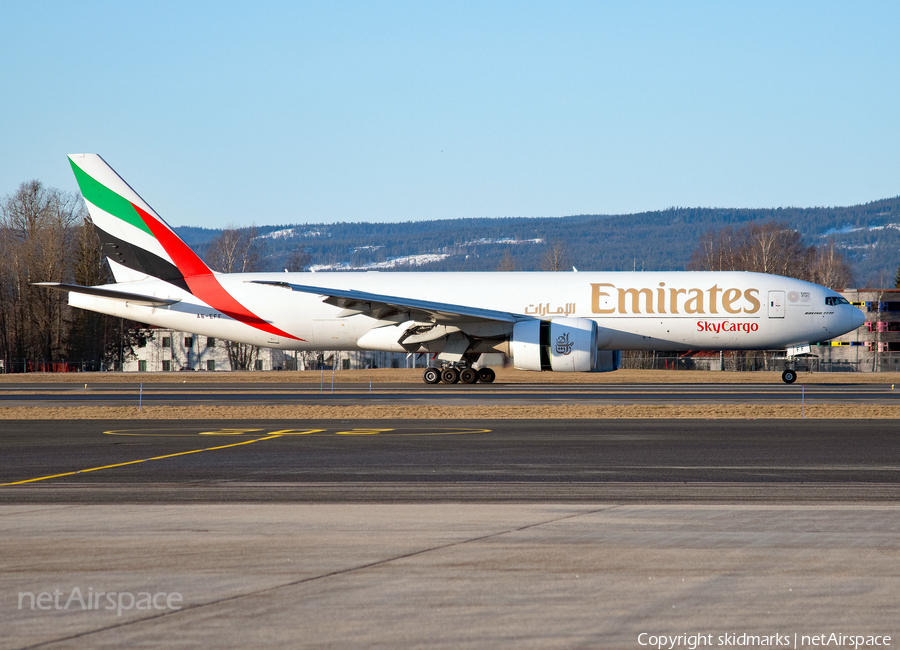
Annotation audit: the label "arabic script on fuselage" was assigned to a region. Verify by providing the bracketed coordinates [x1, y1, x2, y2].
[524, 303, 576, 317]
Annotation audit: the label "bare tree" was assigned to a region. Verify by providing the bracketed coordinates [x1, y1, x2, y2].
[203, 226, 263, 370]
[0, 181, 83, 366]
[740, 223, 814, 278]
[217, 337, 259, 371]
[66, 218, 107, 366]
[205, 226, 262, 274]
[811, 240, 854, 290]
[286, 247, 311, 272]
[689, 226, 742, 272]
[64, 218, 145, 369]
[688, 222, 820, 281]
[496, 249, 517, 271]
[540, 241, 569, 272]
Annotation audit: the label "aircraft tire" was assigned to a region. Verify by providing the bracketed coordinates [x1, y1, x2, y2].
[422, 367, 441, 384]
[782, 369, 797, 384]
[459, 368, 478, 384]
[440, 367, 460, 384]
[477, 367, 496, 383]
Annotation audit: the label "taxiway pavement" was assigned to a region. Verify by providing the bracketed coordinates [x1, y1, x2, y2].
[0, 381, 897, 408]
[1, 419, 898, 503]
[3, 415, 898, 648]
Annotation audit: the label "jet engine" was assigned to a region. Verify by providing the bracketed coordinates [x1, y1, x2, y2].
[510, 318, 601, 372]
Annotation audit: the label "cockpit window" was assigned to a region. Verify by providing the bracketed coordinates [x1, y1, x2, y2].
[825, 296, 850, 306]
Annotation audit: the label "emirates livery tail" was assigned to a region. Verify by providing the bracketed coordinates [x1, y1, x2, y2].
[68, 154, 211, 290]
[60, 154, 298, 341]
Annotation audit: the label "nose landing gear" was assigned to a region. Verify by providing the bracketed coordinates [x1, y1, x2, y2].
[781, 368, 797, 384]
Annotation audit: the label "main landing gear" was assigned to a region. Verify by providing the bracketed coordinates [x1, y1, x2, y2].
[781, 368, 797, 384]
[422, 366, 495, 384]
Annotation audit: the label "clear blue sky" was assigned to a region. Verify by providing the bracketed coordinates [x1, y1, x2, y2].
[1, 1, 898, 228]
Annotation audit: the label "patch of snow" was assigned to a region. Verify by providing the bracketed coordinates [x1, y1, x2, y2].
[256, 228, 296, 240]
[256, 228, 326, 240]
[462, 237, 544, 246]
[821, 225, 856, 236]
[309, 253, 450, 272]
[821, 223, 900, 237]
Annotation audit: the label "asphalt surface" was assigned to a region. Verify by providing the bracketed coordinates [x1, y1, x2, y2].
[2, 419, 898, 503]
[0, 381, 898, 406]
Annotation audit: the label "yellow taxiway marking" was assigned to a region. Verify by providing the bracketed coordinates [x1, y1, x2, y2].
[0, 427, 492, 486]
[101, 427, 491, 437]
[102, 428, 323, 437]
[0, 434, 284, 486]
[198, 428, 265, 435]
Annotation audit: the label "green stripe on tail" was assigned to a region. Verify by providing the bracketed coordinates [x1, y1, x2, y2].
[69, 158, 154, 236]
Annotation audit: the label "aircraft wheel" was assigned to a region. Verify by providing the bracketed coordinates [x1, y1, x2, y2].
[477, 367, 496, 383]
[459, 368, 478, 384]
[440, 367, 460, 384]
[422, 367, 440, 384]
[782, 369, 797, 384]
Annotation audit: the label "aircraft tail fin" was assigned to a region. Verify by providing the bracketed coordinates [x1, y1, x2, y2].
[67, 154, 303, 342]
[68, 154, 213, 291]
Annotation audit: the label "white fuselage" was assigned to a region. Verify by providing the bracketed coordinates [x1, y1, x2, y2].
[67, 271, 864, 354]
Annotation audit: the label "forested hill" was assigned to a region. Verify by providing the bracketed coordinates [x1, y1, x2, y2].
[177, 195, 900, 287]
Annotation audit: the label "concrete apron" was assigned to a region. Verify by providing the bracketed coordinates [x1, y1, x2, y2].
[2, 504, 898, 649]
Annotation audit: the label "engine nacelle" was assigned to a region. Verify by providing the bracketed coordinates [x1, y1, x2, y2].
[510, 318, 599, 372]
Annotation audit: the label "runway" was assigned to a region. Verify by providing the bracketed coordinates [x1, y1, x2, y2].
[0, 381, 898, 407]
[2, 419, 899, 503]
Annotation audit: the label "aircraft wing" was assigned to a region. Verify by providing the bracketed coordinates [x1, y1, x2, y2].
[250, 280, 524, 324]
[34, 283, 181, 307]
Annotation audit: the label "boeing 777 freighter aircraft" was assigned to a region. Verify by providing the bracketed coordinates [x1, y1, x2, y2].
[39, 154, 865, 384]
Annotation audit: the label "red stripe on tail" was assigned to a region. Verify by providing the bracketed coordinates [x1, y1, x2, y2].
[132, 203, 302, 341]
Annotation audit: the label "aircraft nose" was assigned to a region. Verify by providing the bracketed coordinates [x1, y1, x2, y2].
[849, 306, 865, 331]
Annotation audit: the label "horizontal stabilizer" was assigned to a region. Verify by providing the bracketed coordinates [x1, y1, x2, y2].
[249, 280, 522, 324]
[34, 283, 181, 306]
